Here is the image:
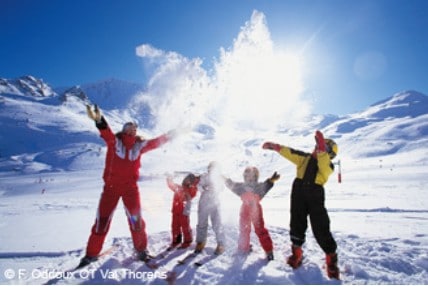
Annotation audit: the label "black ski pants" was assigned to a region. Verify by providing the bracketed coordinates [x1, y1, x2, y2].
[289, 179, 337, 254]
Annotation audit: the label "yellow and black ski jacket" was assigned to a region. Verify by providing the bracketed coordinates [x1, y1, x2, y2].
[278, 146, 334, 186]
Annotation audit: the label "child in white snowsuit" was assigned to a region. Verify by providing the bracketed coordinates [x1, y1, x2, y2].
[194, 162, 226, 255]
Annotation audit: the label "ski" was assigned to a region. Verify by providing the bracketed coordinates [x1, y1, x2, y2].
[152, 246, 175, 260]
[136, 252, 161, 270]
[73, 245, 117, 271]
[144, 258, 160, 270]
[177, 252, 199, 265]
[140, 246, 186, 270]
[120, 254, 159, 270]
[163, 251, 199, 285]
[45, 245, 117, 285]
[165, 271, 177, 285]
[194, 254, 218, 267]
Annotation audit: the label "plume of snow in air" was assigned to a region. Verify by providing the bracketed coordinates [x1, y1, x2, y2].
[135, 10, 311, 134]
[135, 45, 211, 133]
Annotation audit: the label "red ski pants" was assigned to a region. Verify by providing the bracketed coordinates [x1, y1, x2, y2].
[238, 202, 273, 253]
[85, 184, 147, 257]
[171, 212, 192, 244]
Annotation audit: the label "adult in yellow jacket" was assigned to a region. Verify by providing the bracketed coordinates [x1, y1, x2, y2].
[262, 130, 339, 279]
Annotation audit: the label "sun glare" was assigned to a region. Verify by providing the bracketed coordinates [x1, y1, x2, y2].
[214, 47, 305, 130]
[136, 10, 309, 133]
[273, 51, 304, 95]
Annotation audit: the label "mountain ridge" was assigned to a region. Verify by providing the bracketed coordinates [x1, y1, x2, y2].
[1, 75, 427, 172]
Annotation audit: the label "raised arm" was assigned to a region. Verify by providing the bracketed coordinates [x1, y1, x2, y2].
[225, 178, 245, 197]
[263, 141, 308, 166]
[166, 177, 181, 193]
[255, 172, 280, 199]
[140, 128, 180, 154]
[86, 104, 115, 146]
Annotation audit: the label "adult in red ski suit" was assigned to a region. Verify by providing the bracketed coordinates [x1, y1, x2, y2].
[80, 105, 174, 266]
[225, 167, 280, 260]
[166, 174, 199, 249]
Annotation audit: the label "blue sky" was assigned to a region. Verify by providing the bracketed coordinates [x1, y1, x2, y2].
[1, 0, 428, 115]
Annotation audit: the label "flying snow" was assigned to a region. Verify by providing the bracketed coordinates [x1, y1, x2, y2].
[135, 10, 311, 134]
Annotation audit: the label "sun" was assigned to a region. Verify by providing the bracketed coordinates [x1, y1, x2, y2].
[213, 46, 306, 130]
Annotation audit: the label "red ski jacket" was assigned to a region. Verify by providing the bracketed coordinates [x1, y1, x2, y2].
[166, 177, 199, 214]
[96, 117, 169, 185]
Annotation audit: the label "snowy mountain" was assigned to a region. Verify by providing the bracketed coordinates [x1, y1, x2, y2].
[0, 76, 154, 173]
[323, 90, 428, 157]
[2, 76, 427, 173]
[330, 90, 428, 133]
[1, 75, 428, 284]
[0, 75, 56, 99]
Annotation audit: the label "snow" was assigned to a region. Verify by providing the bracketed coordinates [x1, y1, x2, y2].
[0, 146, 427, 284]
[1, 80, 428, 285]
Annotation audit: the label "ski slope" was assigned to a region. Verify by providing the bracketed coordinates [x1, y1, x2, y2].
[0, 149, 427, 284]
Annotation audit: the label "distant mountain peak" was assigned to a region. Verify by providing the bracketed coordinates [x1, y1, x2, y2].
[364, 90, 428, 119]
[0, 75, 56, 98]
[60, 86, 89, 103]
[371, 90, 427, 107]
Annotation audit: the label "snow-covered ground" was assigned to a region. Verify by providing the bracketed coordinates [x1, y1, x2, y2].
[0, 148, 427, 284]
[1, 75, 427, 284]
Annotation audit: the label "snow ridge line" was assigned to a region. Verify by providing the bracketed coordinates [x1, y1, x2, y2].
[0, 250, 81, 259]
[329, 207, 428, 213]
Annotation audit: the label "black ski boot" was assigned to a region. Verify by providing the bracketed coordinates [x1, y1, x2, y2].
[266, 251, 274, 261]
[77, 256, 98, 268]
[138, 250, 150, 262]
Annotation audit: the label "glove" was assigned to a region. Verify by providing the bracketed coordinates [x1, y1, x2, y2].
[86, 104, 102, 122]
[262, 142, 281, 152]
[268, 172, 280, 183]
[315, 130, 326, 152]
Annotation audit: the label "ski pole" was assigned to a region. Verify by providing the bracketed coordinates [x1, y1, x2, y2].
[337, 159, 342, 183]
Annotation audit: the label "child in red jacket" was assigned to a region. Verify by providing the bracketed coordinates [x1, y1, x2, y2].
[166, 173, 199, 249]
[225, 167, 280, 260]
